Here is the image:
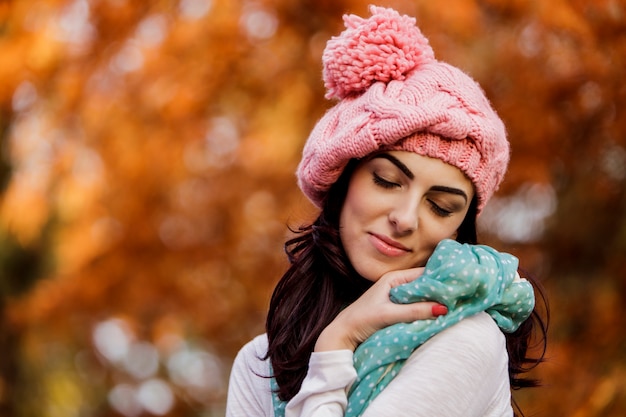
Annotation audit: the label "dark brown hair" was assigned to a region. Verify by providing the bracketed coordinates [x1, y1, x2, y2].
[265, 159, 548, 415]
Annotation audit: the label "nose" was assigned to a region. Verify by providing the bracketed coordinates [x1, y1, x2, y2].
[389, 197, 419, 234]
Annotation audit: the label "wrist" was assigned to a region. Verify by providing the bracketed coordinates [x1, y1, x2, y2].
[314, 320, 357, 352]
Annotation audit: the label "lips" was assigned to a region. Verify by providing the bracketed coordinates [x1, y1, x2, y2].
[368, 233, 412, 257]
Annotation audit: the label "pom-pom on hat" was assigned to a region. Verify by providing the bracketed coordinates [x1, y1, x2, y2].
[297, 5, 510, 213]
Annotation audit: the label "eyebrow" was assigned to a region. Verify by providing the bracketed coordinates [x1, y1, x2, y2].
[372, 153, 414, 179]
[430, 186, 469, 203]
[371, 153, 469, 203]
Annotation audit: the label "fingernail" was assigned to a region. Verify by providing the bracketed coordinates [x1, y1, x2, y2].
[432, 305, 448, 317]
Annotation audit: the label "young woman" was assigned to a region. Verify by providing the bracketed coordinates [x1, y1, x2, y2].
[226, 6, 548, 417]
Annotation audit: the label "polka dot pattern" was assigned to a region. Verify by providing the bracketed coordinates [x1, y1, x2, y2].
[271, 375, 287, 416]
[345, 239, 535, 417]
[271, 239, 534, 417]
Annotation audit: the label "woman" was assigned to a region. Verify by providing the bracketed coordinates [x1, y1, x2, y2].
[226, 6, 548, 417]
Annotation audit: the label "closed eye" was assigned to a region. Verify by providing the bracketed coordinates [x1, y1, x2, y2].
[428, 199, 453, 217]
[373, 172, 399, 189]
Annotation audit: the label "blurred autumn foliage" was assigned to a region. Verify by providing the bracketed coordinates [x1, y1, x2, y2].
[0, 0, 624, 416]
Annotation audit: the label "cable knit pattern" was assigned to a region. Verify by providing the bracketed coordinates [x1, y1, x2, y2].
[297, 5, 509, 212]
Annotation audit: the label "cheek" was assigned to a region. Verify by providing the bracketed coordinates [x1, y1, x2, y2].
[339, 196, 363, 245]
[421, 214, 465, 245]
[340, 180, 371, 227]
[339, 180, 377, 259]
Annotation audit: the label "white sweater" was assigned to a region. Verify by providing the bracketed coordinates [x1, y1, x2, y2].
[226, 312, 513, 417]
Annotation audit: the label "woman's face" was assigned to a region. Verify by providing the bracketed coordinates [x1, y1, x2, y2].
[339, 151, 475, 282]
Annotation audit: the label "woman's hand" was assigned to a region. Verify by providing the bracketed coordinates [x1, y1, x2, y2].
[314, 267, 447, 352]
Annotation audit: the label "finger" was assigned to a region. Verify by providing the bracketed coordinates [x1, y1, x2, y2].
[384, 267, 425, 288]
[405, 301, 448, 319]
[381, 301, 448, 325]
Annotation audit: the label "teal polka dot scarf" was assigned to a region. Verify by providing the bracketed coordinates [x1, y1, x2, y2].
[272, 239, 535, 417]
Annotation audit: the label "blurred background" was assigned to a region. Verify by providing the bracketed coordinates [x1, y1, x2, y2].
[0, 0, 624, 416]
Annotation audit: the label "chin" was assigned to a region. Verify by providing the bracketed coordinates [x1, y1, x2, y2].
[354, 263, 395, 282]
[355, 259, 427, 282]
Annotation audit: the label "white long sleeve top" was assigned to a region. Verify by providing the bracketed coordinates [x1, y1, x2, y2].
[225, 312, 513, 417]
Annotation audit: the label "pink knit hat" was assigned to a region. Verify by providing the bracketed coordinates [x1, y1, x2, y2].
[297, 6, 509, 213]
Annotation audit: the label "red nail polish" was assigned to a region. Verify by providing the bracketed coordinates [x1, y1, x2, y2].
[432, 305, 448, 317]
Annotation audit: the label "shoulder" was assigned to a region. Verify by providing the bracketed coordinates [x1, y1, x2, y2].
[362, 314, 512, 416]
[405, 312, 510, 394]
[232, 334, 269, 373]
[365, 313, 512, 416]
[436, 312, 507, 356]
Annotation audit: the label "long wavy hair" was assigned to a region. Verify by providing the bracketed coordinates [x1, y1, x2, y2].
[265, 159, 549, 416]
